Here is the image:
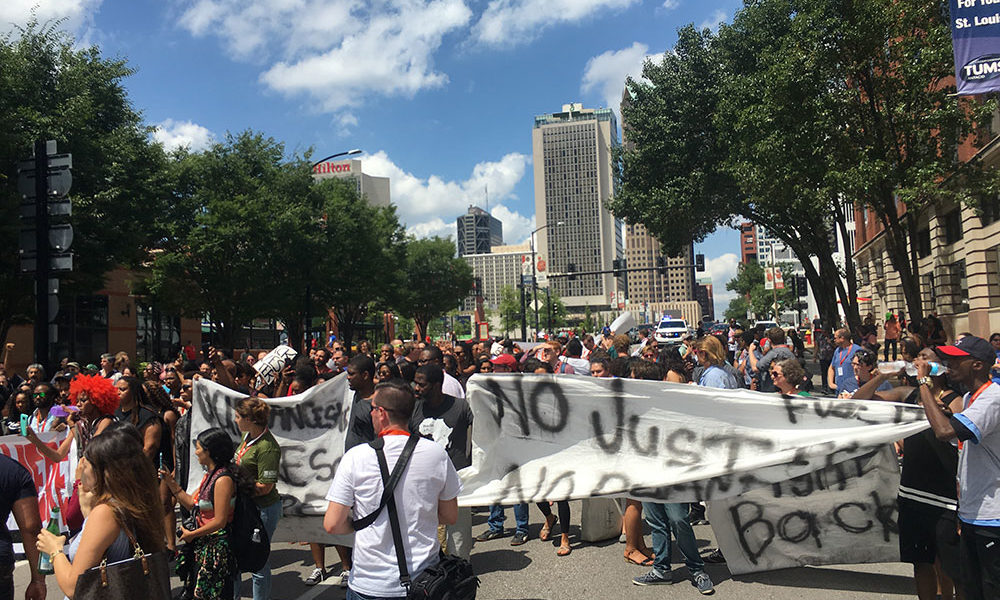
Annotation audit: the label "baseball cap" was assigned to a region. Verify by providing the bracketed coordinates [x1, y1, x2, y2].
[490, 354, 517, 368]
[936, 335, 996, 363]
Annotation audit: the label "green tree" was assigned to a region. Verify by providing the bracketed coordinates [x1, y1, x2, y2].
[146, 131, 320, 348]
[0, 21, 171, 350]
[497, 285, 522, 337]
[540, 289, 568, 332]
[582, 305, 595, 335]
[724, 296, 751, 324]
[725, 261, 799, 320]
[392, 237, 475, 342]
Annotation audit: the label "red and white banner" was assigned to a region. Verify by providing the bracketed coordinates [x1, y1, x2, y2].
[0, 432, 74, 523]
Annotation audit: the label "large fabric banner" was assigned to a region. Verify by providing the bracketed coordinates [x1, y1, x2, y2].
[188, 376, 354, 544]
[459, 374, 926, 506]
[708, 445, 901, 574]
[0, 432, 73, 523]
[190, 373, 929, 567]
[950, 0, 1000, 95]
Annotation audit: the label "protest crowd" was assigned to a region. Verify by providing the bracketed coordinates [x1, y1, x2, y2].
[0, 315, 999, 600]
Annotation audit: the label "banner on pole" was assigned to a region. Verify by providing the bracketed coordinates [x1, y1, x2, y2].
[950, 0, 1000, 95]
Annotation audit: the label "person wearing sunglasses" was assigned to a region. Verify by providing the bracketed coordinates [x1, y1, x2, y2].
[846, 348, 892, 398]
[769, 359, 810, 397]
[27, 382, 60, 433]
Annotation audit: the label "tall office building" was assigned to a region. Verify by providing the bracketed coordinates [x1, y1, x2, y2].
[696, 277, 715, 321]
[456, 206, 503, 257]
[625, 224, 695, 304]
[533, 103, 623, 310]
[461, 243, 530, 312]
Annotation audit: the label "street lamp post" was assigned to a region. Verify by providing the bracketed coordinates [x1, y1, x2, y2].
[531, 221, 563, 339]
[305, 149, 363, 350]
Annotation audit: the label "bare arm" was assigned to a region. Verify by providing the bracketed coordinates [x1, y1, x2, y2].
[852, 371, 911, 402]
[161, 470, 196, 511]
[42, 503, 121, 598]
[438, 497, 458, 526]
[141, 421, 162, 460]
[324, 502, 353, 535]
[25, 426, 74, 463]
[827, 363, 836, 390]
[12, 496, 46, 600]
[180, 476, 234, 541]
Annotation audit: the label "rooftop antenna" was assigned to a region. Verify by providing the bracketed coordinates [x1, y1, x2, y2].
[485, 184, 489, 214]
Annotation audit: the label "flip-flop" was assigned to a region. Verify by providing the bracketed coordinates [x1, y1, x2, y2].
[557, 545, 572, 557]
[624, 553, 654, 566]
[539, 515, 557, 541]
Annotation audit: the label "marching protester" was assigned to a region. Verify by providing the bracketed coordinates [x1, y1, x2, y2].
[1, 452, 45, 600]
[912, 335, 1000, 600]
[853, 344, 963, 600]
[769, 358, 810, 397]
[323, 379, 461, 599]
[749, 328, 796, 392]
[828, 328, 863, 396]
[114, 377, 163, 462]
[412, 364, 474, 559]
[37, 423, 166, 599]
[233, 398, 282, 600]
[162, 428, 242, 600]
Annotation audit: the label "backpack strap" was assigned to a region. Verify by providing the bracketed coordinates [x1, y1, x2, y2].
[350, 434, 420, 531]
[377, 443, 412, 590]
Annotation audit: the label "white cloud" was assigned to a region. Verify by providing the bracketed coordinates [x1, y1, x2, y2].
[152, 119, 215, 152]
[704, 252, 740, 315]
[661, 0, 679, 8]
[490, 203, 534, 246]
[0, 0, 102, 37]
[699, 8, 727, 31]
[581, 42, 663, 118]
[360, 150, 532, 240]
[174, 0, 472, 113]
[473, 0, 638, 47]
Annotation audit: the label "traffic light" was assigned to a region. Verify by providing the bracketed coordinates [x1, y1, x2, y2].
[695, 253, 705, 272]
[567, 263, 577, 281]
[612, 258, 626, 277]
[656, 256, 667, 275]
[797, 275, 808, 298]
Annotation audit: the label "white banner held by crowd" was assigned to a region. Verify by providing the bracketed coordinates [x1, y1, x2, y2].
[459, 374, 927, 506]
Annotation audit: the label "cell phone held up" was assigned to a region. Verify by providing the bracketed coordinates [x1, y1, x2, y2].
[19, 413, 29, 436]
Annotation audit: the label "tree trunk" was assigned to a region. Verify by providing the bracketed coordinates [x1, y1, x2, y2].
[878, 199, 924, 325]
[414, 317, 429, 342]
[833, 200, 862, 332]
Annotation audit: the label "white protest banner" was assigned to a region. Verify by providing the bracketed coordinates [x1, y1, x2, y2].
[708, 445, 901, 574]
[188, 375, 353, 544]
[459, 374, 927, 506]
[0, 432, 74, 554]
[252, 344, 298, 388]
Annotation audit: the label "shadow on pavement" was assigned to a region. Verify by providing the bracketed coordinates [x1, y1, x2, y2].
[471, 548, 533, 575]
[734, 566, 912, 594]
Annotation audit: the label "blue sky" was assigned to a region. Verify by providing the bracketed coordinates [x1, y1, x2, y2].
[4, 0, 743, 315]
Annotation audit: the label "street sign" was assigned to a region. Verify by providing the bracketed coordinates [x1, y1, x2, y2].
[521, 275, 535, 285]
[19, 254, 73, 273]
[17, 166, 72, 198]
[19, 224, 74, 253]
[20, 200, 71, 218]
[537, 273, 548, 288]
[18, 153, 72, 171]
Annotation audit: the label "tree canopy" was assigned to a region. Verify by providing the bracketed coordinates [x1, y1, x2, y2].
[392, 237, 475, 341]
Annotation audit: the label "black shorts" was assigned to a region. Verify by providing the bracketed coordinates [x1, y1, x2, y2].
[898, 497, 961, 579]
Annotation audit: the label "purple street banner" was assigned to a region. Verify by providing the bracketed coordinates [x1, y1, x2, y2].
[951, 0, 1000, 95]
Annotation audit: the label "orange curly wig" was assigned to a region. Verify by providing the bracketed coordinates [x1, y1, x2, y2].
[68, 374, 120, 416]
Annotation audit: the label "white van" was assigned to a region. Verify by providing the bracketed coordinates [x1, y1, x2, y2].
[654, 317, 689, 343]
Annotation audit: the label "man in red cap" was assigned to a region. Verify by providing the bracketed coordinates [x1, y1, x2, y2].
[489, 353, 517, 373]
[916, 335, 1000, 600]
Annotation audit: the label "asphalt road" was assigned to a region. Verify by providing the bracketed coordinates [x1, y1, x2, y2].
[18, 501, 916, 600]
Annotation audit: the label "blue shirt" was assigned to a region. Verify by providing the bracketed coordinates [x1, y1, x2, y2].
[832, 344, 862, 394]
[698, 365, 740, 389]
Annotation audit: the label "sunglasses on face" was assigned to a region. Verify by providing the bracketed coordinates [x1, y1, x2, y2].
[182, 384, 192, 390]
[33, 392, 46, 399]
[769, 370, 782, 377]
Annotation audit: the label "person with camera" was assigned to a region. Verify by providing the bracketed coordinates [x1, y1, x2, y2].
[323, 379, 462, 600]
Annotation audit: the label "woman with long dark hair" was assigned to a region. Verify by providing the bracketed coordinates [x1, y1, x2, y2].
[115, 376, 164, 463]
[162, 428, 242, 600]
[35, 423, 166, 599]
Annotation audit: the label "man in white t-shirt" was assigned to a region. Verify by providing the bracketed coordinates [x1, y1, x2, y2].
[324, 380, 462, 599]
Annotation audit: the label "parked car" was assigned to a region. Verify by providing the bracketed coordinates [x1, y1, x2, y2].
[655, 317, 689, 343]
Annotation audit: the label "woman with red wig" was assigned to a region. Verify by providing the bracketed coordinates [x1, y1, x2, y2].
[25, 374, 119, 463]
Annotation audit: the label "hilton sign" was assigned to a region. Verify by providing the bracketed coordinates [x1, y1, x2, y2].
[312, 161, 355, 175]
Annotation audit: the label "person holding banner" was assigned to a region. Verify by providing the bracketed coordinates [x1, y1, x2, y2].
[0, 453, 45, 600]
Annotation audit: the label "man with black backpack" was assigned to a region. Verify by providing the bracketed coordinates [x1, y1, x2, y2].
[323, 379, 464, 599]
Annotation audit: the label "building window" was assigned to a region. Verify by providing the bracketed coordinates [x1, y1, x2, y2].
[988, 245, 1000, 308]
[981, 195, 1000, 226]
[136, 302, 182, 362]
[53, 295, 109, 365]
[949, 260, 969, 313]
[942, 209, 963, 245]
[915, 228, 932, 258]
[923, 273, 937, 312]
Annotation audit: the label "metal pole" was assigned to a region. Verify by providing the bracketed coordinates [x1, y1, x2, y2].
[520, 284, 527, 341]
[531, 234, 539, 338]
[33, 140, 50, 371]
[770, 241, 778, 320]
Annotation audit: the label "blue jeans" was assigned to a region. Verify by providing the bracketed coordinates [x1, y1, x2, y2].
[346, 588, 405, 600]
[234, 500, 282, 600]
[641, 502, 704, 576]
[487, 503, 528, 534]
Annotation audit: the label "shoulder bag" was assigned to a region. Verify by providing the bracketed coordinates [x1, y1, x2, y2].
[351, 435, 479, 600]
[73, 518, 171, 600]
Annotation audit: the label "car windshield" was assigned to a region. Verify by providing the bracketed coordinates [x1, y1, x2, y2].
[658, 320, 686, 329]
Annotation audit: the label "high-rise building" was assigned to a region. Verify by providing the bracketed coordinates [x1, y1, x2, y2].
[533, 103, 623, 310]
[456, 206, 503, 257]
[312, 159, 391, 207]
[740, 222, 758, 264]
[695, 277, 715, 321]
[625, 223, 695, 305]
[461, 243, 530, 312]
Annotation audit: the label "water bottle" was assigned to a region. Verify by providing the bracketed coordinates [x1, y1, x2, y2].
[38, 506, 61, 575]
[251, 527, 261, 543]
[877, 360, 910, 375]
[928, 362, 949, 376]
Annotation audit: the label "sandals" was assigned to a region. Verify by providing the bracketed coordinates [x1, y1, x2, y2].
[557, 544, 572, 557]
[624, 552, 654, 566]
[539, 514, 557, 541]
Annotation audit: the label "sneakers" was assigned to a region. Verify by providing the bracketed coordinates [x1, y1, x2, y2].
[632, 569, 673, 586]
[475, 529, 506, 542]
[304, 568, 325, 586]
[703, 548, 727, 563]
[510, 531, 528, 546]
[338, 570, 349, 588]
[693, 571, 715, 595]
